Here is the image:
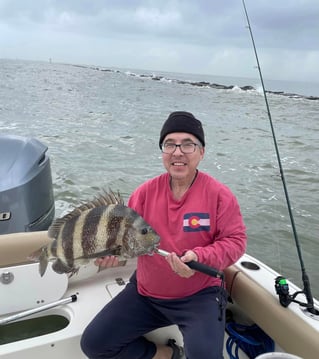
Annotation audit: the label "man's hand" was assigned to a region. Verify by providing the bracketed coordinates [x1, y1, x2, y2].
[94, 256, 120, 268]
[166, 250, 198, 278]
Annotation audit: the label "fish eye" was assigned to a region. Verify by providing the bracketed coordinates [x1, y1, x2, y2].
[141, 228, 148, 235]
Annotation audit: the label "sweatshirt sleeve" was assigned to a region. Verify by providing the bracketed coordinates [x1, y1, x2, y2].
[193, 187, 247, 270]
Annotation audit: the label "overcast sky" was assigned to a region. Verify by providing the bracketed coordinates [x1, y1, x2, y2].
[1, 0, 319, 84]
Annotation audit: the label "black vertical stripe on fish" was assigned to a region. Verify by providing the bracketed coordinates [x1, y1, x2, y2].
[81, 205, 105, 256]
[61, 212, 78, 269]
[104, 205, 126, 250]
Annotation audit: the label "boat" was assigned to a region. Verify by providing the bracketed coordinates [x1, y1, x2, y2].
[1, 234, 319, 359]
[0, 134, 319, 359]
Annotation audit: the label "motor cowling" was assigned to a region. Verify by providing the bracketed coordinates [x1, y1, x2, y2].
[0, 134, 55, 234]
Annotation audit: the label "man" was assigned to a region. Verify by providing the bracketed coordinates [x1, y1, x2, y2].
[81, 111, 247, 359]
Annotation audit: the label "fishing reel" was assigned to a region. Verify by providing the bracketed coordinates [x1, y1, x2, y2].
[275, 276, 313, 309]
[275, 276, 292, 307]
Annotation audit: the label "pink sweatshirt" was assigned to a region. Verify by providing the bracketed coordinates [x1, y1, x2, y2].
[128, 171, 247, 299]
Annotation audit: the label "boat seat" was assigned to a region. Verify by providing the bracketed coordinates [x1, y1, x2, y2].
[0, 231, 68, 315]
[0, 231, 51, 267]
[224, 264, 319, 359]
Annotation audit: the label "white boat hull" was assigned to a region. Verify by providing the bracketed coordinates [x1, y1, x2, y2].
[1, 231, 318, 359]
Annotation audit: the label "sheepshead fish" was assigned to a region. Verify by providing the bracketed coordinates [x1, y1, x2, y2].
[29, 190, 160, 276]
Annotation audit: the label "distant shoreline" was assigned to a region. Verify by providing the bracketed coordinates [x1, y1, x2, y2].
[71, 63, 319, 101]
[2, 58, 317, 100]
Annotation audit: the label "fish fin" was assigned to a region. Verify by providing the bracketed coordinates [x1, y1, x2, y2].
[39, 259, 48, 277]
[100, 189, 124, 205]
[68, 268, 80, 278]
[38, 250, 49, 277]
[48, 219, 68, 239]
[47, 189, 124, 239]
[52, 258, 77, 276]
[81, 189, 124, 208]
[28, 247, 49, 277]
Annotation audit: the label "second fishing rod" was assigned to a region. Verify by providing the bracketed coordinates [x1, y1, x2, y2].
[242, 0, 316, 314]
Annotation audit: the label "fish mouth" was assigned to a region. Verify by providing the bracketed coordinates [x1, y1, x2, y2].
[154, 241, 160, 250]
[146, 242, 160, 256]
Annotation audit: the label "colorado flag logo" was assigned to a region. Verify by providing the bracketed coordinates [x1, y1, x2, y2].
[183, 213, 210, 232]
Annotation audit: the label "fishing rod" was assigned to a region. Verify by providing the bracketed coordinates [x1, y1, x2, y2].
[242, 0, 317, 314]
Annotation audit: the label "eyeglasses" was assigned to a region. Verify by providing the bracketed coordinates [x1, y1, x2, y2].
[161, 142, 200, 154]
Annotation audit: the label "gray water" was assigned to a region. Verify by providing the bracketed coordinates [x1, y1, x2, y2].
[1, 59, 318, 298]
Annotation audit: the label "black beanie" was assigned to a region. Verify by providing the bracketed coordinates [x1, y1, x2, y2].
[159, 111, 205, 148]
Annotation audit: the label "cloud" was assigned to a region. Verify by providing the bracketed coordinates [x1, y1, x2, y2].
[1, 0, 319, 83]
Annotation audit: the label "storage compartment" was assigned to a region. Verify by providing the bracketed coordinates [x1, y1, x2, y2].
[0, 315, 69, 345]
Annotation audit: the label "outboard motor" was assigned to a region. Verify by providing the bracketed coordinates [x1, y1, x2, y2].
[0, 135, 55, 234]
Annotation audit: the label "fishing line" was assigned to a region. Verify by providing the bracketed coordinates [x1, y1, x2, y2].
[241, 0, 316, 313]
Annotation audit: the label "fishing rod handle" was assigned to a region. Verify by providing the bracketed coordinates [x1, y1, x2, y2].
[186, 260, 224, 279]
[155, 249, 223, 278]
